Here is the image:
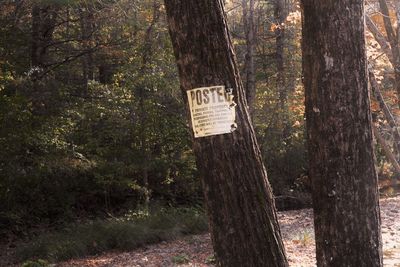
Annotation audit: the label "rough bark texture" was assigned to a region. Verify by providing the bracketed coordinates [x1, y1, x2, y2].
[301, 1, 383, 266]
[164, 1, 288, 266]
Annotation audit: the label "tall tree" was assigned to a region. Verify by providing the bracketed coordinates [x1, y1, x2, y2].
[242, 0, 256, 115]
[30, 3, 59, 114]
[31, 4, 58, 74]
[366, 1, 400, 109]
[301, 0, 383, 266]
[137, 0, 161, 209]
[79, 4, 95, 95]
[369, 66, 400, 163]
[274, 0, 287, 109]
[378, 0, 400, 109]
[164, 0, 288, 266]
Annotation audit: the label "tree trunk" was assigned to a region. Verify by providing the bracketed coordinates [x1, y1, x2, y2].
[285, 0, 298, 94]
[372, 124, 400, 175]
[164, 1, 288, 266]
[274, 0, 292, 142]
[31, 5, 41, 69]
[137, 0, 160, 210]
[365, 16, 392, 62]
[396, 1, 400, 42]
[79, 5, 95, 95]
[242, 0, 256, 116]
[301, 0, 383, 266]
[378, 0, 400, 109]
[275, 0, 286, 109]
[30, 4, 58, 114]
[31, 4, 57, 71]
[369, 67, 400, 160]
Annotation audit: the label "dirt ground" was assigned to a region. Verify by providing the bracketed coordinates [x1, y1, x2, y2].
[56, 196, 400, 267]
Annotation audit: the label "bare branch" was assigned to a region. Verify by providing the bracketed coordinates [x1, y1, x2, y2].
[366, 15, 393, 63]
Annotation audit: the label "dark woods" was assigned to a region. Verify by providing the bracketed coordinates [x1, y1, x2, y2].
[0, 0, 198, 233]
[0, 0, 307, 234]
[0, 2, 398, 258]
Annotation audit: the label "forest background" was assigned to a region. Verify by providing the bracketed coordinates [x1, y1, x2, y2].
[0, 0, 399, 263]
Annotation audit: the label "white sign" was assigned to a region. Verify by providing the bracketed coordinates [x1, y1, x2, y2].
[187, 85, 237, 138]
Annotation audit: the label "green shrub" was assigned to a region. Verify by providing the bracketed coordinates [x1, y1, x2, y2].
[21, 259, 49, 267]
[171, 254, 190, 264]
[205, 254, 216, 264]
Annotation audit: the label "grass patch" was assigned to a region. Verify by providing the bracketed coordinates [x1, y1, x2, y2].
[21, 259, 49, 267]
[17, 207, 208, 263]
[205, 254, 216, 264]
[171, 253, 190, 264]
[292, 229, 314, 246]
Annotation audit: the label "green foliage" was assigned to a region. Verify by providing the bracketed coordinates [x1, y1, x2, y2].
[21, 259, 50, 267]
[0, 0, 201, 232]
[21, 259, 49, 267]
[293, 229, 314, 246]
[0, 0, 307, 242]
[0, 73, 200, 232]
[254, 91, 308, 195]
[205, 254, 216, 264]
[17, 207, 208, 262]
[171, 254, 190, 264]
[0, 85, 106, 230]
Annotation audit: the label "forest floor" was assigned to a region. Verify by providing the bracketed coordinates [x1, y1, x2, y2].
[56, 196, 400, 267]
[1, 196, 398, 267]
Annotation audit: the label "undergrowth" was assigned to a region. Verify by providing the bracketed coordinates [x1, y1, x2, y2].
[17, 207, 208, 263]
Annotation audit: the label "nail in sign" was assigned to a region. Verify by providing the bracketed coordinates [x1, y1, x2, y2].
[187, 85, 237, 138]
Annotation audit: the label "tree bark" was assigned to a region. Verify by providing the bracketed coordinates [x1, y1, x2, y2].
[301, 0, 383, 266]
[164, 1, 288, 266]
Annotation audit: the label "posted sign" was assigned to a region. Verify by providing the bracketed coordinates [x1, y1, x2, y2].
[187, 85, 237, 138]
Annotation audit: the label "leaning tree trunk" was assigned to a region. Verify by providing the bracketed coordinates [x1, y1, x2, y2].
[369, 67, 400, 160]
[301, 0, 383, 266]
[164, 1, 288, 266]
[372, 124, 400, 175]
